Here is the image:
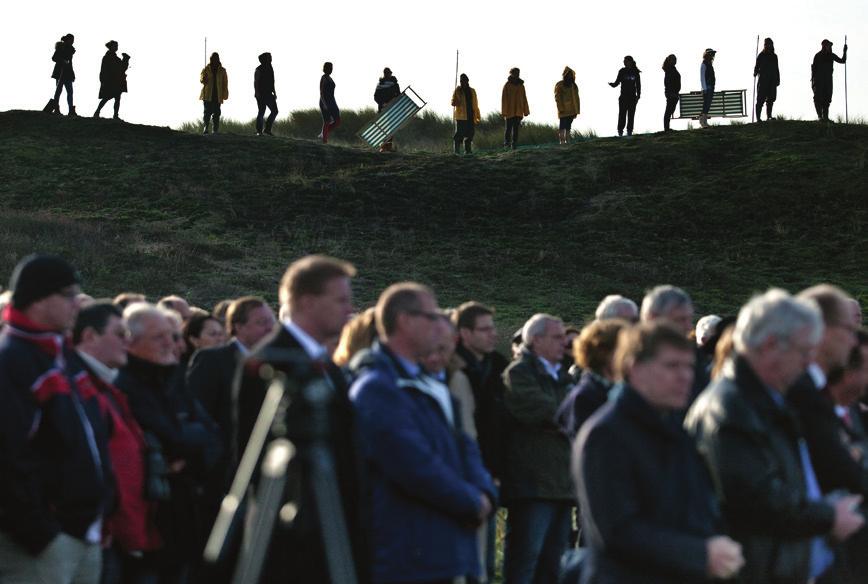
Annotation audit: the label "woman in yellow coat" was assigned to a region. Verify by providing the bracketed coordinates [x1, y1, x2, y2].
[451, 73, 481, 154]
[199, 52, 229, 134]
[554, 67, 580, 144]
[501, 67, 530, 149]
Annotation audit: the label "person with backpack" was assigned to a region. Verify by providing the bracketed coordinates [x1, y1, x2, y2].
[254, 52, 278, 136]
[451, 73, 481, 154]
[699, 48, 716, 128]
[94, 41, 130, 120]
[754, 38, 780, 122]
[554, 66, 580, 144]
[43, 33, 76, 116]
[609, 56, 641, 136]
[501, 67, 530, 149]
[662, 54, 681, 132]
[199, 52, 228, 134]
[374, 68, 400, 152]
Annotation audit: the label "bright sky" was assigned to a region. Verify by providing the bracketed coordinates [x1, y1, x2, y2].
[2, 0, 864, 137]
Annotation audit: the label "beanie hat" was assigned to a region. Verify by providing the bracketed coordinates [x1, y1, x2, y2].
[8, 254, 81, 309]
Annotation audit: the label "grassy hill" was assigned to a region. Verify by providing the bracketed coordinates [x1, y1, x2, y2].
[0, 110, 866, 337]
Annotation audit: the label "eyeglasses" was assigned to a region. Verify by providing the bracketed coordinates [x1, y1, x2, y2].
[406, 310, 441, 322]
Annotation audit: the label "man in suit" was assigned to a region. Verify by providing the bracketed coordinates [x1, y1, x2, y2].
[234, 255, 366, 583]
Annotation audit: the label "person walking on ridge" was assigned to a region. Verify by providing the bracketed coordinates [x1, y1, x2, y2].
[662, 54, 681, 132]
[812, 39, 847, 122]
[753, 38, 780, 122]
[501, 67, 530, 149]
[374, 67, 400, 152]
[554, 66, 580, 144]
[94, 41, 130, 120]
[699, 48, 716, 128]
[200, 52, 228, 134]
[43, 33, 77, 116]
[609, 56, 641, 136]
[254, 52, 278, 136]
[451, 73, 481, 154]
[319, 61, 340, 143]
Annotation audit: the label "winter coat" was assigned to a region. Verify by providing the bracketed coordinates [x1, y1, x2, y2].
[51, 41, 75, 81]
[611, 67, 641, 100]
[555, 370, 613, 440]
[501, 348, 574, 503]
[0, 307, 114, 554]
[254, 63, 275, 98]
[99, 51, 129, 99]
[555, 77, 581, 118]
[452, 86, 481, 124]
[664, 64, 682, 97]
[350, 342, 496, 583]
[374, 76, 400, 111]
[501, 76, 530, 119]
[685, 357, 835, 584]
[576, 385, 721, 583]
[199, 64, 229, 103]
[754, 51, 780, 89]
[812, 50, 846, 88]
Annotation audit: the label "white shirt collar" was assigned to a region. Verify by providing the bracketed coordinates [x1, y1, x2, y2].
[808, 362, 827, 390]
[77, 349, 118, 385]
[538, 356, 562, 381]
[407, 375, 455, 426]
[233, 338, 251, 356]
[282, 319, 327, 360]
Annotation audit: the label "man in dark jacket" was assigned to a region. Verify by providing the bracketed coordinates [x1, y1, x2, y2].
[233, 255, 368, 583]
[501, 313, 574, 584]
[351, 283, 496, 584]
[0, 254, 113, 584]
[754, 37, 780, 122]
[812, 39, 847, 122]
[254, 52, 278, 135]
[374, 67, 400, 151]
[686, 289, 864, 584]
[576, 322, 743, 582]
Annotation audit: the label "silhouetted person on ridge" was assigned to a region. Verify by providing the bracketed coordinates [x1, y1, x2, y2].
[319, 61, 340, 143]
[812, 39, 847, 122]
[501, 67, 530, 149]
[254, 52, 278, 136]
[94, 41, 130, 120]
[554, 66, 580, 144]
[451, 73, 480, 154]
[374, 67, 400, 152]
[699, 48, 716, 128]
[609, 56, 641, 136]
[43, 33, 76, 116]
[200, 52, 228, 134]
[753, 38, 780, 122]
[662, 54, 681, 132]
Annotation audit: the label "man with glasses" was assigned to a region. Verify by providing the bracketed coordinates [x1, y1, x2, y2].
[0, 255, 113, 584]
[351, 283, 496, 584]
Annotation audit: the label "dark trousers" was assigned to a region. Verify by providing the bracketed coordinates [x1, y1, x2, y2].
[53, 79, 74, 110]
[503, 500, 572, 584]
[756, 84, 777, 120]
[702, 88, 714, 114]
[256, 95, 278, 133]
[203, 100, 221, 128]
[101, 546, 159, 584]
[663, 93, 679, 130]
[504, 117, 521, 148]
[814, 84, 833, 120]
[454, 119, 475, 153]
[96, 94, 122, 118]
[617, 96, 637, 135]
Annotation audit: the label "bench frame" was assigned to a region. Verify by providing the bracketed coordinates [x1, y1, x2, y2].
[358, 87, 427, 148]
[674, 89, 747, 119]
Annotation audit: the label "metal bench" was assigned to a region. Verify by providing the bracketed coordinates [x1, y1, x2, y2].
[358, 87, 427, 149]
[675, 89, 747, 119]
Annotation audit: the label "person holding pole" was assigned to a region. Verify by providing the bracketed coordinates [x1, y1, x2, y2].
[94, 41, 130, 120]
[554, 66, 580, 144]
[451, 73, 480, 154]
[753, 38, 780, 122]
[699, 48, 716, 128]
[43, 34, 76, 116]
[200, 52, 228, 134]
[662, 54, 681, 132]
[812, 39, 847, 122]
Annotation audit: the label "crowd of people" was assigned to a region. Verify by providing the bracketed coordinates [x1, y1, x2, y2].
[0, 253, 866, 584]
[41, 34, 850, 146]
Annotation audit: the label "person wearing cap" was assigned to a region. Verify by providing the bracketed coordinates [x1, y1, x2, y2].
[812, 39, 847, 122]
[753, 38, 780, 122]
[609, 56, 641, 137]
[451, 73, 481, 154]
[0, 254, 114, 584]
[699, 48, 716, 128]
[200, 52, 229, 134]
[94, 40, 130, 120]
[502, 67, 530, 149]
[374, 67, 400, 152]
[254, 52, 278, 136]
[43, 33, 77, 116]
[555, 66, 580, 144]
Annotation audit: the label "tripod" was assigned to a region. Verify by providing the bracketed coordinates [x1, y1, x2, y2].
[203, 351, 358, 584]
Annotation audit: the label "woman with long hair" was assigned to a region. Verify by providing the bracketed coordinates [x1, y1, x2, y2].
[609, 56, 641, 136]
[554, 66, 580, 144]
[662, 54, 681, 132]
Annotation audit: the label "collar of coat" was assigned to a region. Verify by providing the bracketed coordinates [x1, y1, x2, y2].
[2, 305, 67, 358]
[617, 384, 684, 440]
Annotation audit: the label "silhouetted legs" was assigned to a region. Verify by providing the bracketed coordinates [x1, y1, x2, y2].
[756, 85, 776, 121]
[94, 94, 122, 119]
[203, 100, 221, 133]
[663, 94, 679, 131]
[321, 116, 340, 143]
[618, 96, 637, 136]
[52, 79, 74, 115]
[454, 120, 475, 153]
[504, 117, 521, 149]
[813, 85, 833, 121]
[256, 95, 278, 135]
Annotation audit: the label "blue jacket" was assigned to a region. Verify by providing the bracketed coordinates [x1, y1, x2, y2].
[350, 342, 496, 583]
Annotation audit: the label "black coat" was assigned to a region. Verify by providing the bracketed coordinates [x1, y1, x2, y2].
[685, 357, 835, 584]
[576, 385, 720, 583]
[754, 51, 780, 89]
[812, 50, 846, 88]
[611, 67, 641, 100]
[51, 42, 75, 81]
[555, 370, 613, 440]
[235, 324, 369, 584]
[663, 65, 681, 97]
[98, 51, 129, 98]
[254, 63, 275, 98]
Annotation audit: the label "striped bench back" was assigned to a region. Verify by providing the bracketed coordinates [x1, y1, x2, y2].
[676, 90, 747, 119]
[358, 87, 427, 148]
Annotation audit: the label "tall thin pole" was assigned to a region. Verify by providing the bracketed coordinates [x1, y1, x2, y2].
[844, 34, 849, 123]
[454, 50, 459, 89]
[204, 37, 207, 64]
[751, 35, 760, 123]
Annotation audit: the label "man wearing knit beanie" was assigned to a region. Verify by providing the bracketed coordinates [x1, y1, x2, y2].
[0, 254, 112, 584]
